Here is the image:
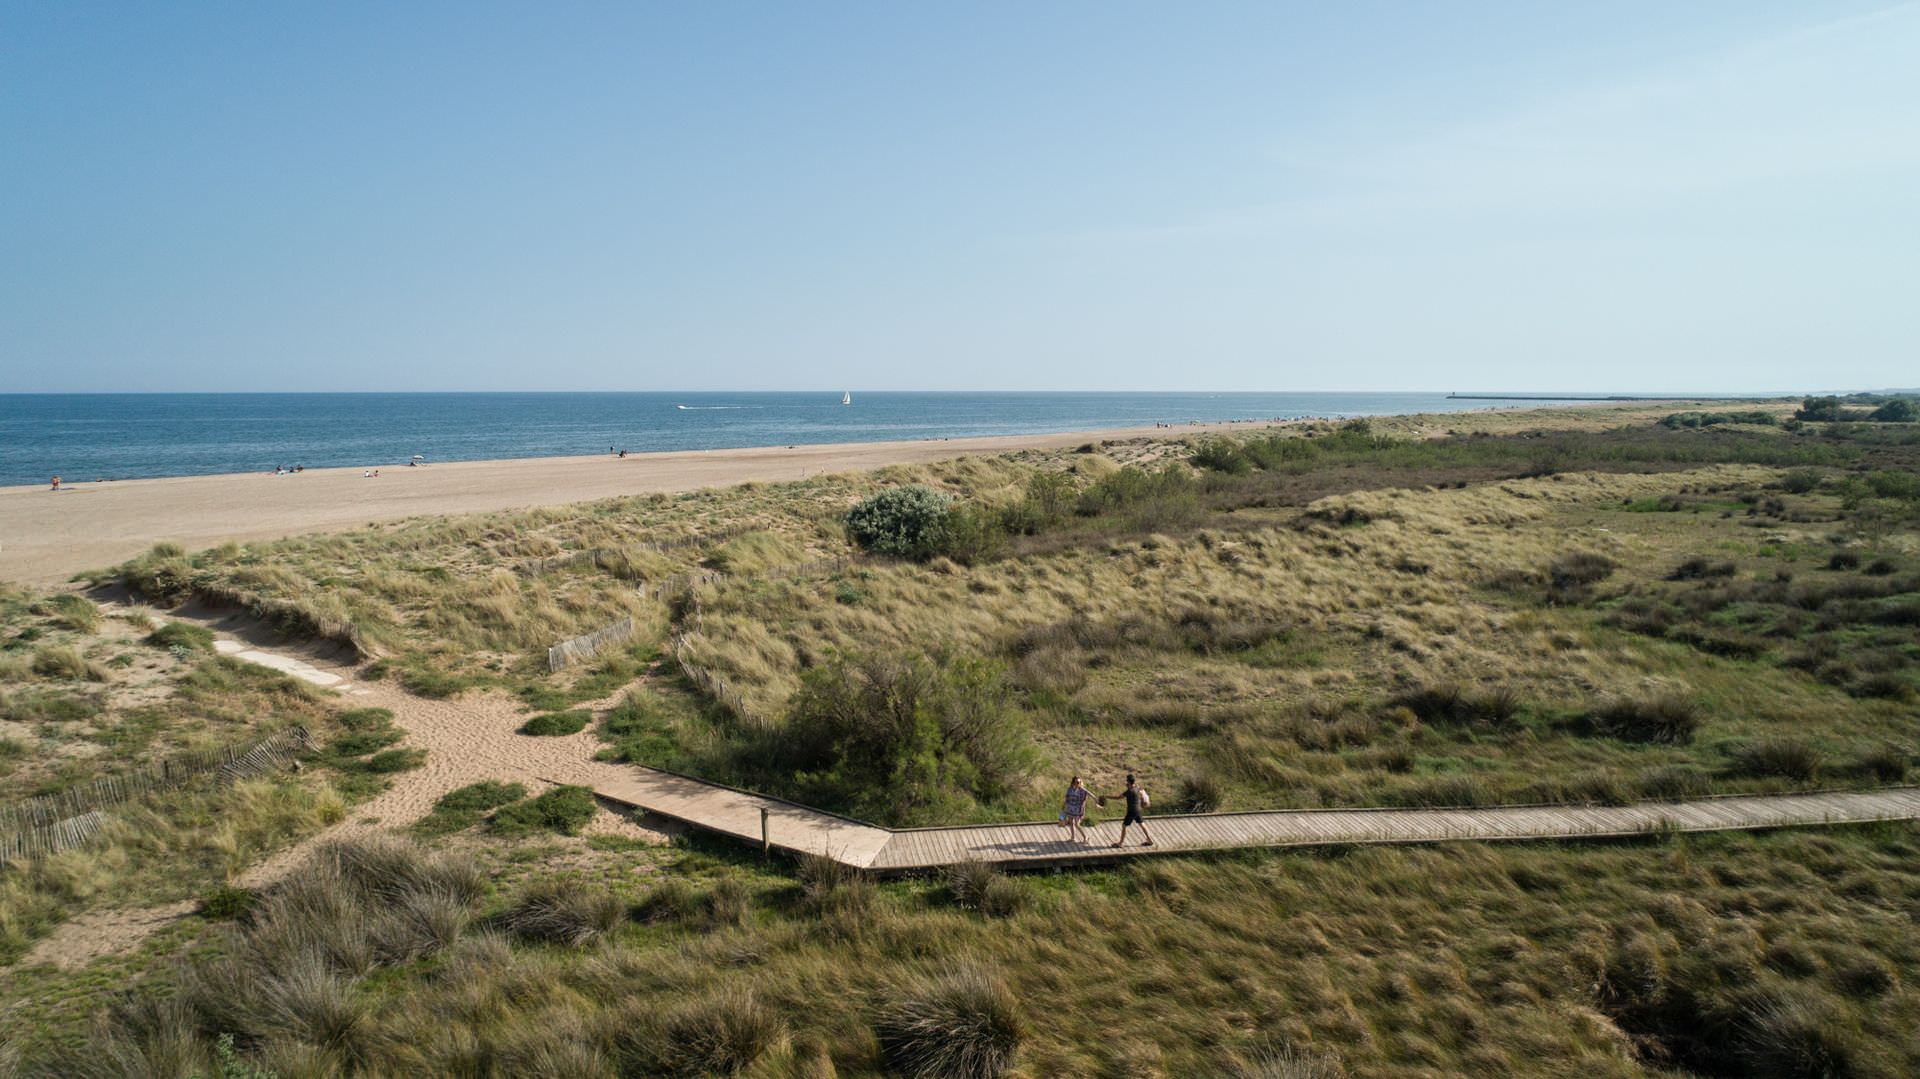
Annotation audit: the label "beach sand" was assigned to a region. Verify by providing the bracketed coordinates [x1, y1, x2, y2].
[0, 422, 1272, 587]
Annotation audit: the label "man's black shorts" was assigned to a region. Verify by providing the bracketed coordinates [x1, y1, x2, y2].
[1123, 809, 1144, 826]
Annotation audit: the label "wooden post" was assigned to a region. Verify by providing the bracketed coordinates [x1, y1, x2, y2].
[760, 807, 770, 859]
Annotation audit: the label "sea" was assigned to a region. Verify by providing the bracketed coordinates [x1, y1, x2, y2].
[0, 391, 1593, 488]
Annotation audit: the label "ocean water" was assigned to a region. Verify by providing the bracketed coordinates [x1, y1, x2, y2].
[0, 391, 1583, 487]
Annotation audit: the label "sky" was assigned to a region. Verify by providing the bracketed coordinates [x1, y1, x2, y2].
[2, 2, 1916, 394]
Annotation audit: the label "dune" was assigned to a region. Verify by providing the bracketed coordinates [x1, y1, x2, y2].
[0, 421, 1269, 587]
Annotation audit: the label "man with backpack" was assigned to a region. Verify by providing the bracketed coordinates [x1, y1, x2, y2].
[1100, 773, 1154, 848]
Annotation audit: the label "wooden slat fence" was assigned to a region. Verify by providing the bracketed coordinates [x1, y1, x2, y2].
[667, 633, 765, 731]
[514, 522, 765, 578]
[0, 726, 313, 836]
[547, 617, 639, 672]
[0, 811, 107, 868]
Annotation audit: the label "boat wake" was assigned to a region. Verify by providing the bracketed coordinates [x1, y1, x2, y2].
[675, 405, 758, 410]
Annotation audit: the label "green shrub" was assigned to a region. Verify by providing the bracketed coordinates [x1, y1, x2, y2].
[1075, 465, 1198, 525]
[783, 652, 1034, 823]
[519, 709, 589, 736]
[875, 969, 1025, 1079]
[198, 885, 256, 921]
[146, 621, 215, 652]
[1796, 396, 1846, 422]
[997, 473, 1074, 536]
[490, 784, 597, 836]
[1867, 397, 1916, 422]
[845, 485, 955, 559]
[934, 504, 1005, 565]
[416, 780, 526, 836]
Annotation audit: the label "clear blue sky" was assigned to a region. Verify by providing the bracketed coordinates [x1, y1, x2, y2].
[2, 2, 1915, 393]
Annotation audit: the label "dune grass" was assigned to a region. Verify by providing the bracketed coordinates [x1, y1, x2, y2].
[3, 406, 1918, 1072]
[8, 823, 1917, 1076]
[629, 459, 1914, 823]
[0, 589, 392, 965]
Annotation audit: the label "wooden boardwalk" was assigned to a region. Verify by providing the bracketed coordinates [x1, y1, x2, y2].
[587, 771, 1920, 873]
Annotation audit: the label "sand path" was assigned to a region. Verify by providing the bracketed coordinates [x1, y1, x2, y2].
[22, 620, 670, 970]
[0, 421, 1269, 587]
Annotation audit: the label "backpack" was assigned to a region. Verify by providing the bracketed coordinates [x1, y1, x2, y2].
[1137, 787, 1150, 810]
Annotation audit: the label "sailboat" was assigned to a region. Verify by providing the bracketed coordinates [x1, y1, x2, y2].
[841, 391, 851, 406]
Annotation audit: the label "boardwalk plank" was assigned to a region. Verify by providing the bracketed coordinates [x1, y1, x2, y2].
[582, 773, 1920, 872]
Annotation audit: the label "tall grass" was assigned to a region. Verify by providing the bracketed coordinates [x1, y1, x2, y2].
[875, 969, 1026, 1079]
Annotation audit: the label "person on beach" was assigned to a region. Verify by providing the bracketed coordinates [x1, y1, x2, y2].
[49, 475, 61, 492]
[1057, 775, 1094, 843]
[1100, 774, 1153, 848]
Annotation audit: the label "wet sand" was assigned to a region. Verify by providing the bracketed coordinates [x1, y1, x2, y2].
[0, 421, 1271, 587]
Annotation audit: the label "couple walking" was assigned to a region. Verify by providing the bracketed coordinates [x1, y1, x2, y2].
[1058, 774, 1153, 848]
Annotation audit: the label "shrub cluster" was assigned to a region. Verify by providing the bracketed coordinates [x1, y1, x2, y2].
[845, 485, 957, 560]
[846, 473, 1112, 564]
[783, 652, 1034, 824]
[414, 779, 527, 836]
[1659, 410, 1778, 429]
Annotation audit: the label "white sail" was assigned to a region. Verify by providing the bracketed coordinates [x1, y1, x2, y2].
[841, 391, 851, 405]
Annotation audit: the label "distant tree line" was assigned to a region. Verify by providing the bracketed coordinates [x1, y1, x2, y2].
[1794, 395, 1918, 423]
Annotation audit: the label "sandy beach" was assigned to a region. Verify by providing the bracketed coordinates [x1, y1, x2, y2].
[0, 421, 1272, 587]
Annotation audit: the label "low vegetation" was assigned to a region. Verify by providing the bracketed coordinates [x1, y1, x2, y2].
[7, 824, 1917, 1077]
[6, 403, 1916, 1072]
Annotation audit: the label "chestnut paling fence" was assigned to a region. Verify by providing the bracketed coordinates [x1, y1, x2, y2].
[0, 726, 312, 867]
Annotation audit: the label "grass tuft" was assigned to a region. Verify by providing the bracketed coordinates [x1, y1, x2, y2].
[145, 621, 215, 653]
[519, 709, 590, 736]
[1585, 693, 1701, 745]
[1729, 738, 1823, 782]
[875, 968, 1025, 1079]
[498, 880, 626, 945]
